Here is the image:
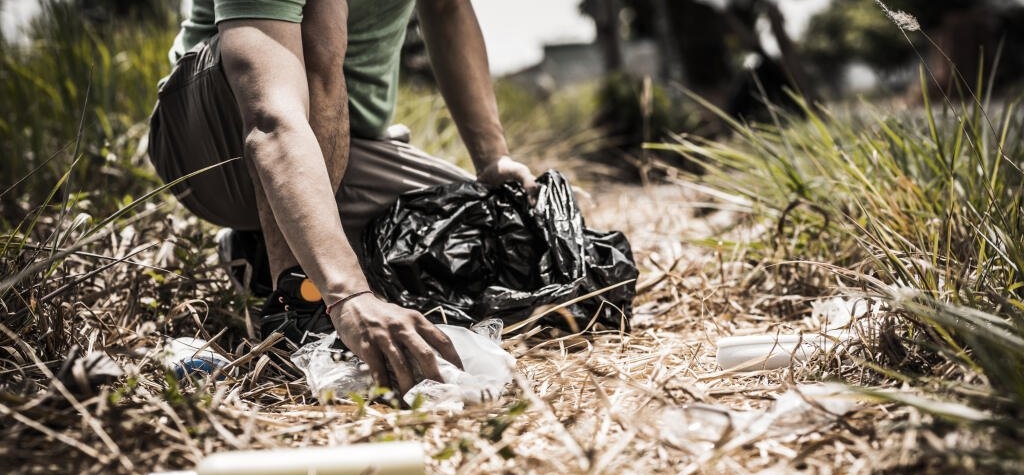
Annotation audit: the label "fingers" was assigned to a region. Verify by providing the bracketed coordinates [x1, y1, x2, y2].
[418, 322, 464, 371]
[360, 345, 391, 392]
[519, 169, 539, 204]
[378, 341, 416, 394]
[371, 320, 450, 394]
[335, 299, 465, 396]
[477, 156, 536, 192]
[405, 331, 445, 383]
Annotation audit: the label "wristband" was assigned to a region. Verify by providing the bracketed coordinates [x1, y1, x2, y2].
[325, 290, 374, 315]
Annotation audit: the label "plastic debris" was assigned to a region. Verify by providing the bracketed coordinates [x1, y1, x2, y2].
[716, 296, 881, 371]
[55, 345, 123, 396]
[403, 323, 515, 410]
[362, 170, 638, 332]
[809, 295, 877, 329]
[660, 384, 859, 454]
[162, 337, 231, 380]
[290, 319, 515, 410]
[288, 333, 373, 400]
[148, 441, 425, 475]
[715, 333, 825, 371]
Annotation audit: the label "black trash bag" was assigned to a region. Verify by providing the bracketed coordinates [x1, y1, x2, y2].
[362, 170, 637, 332]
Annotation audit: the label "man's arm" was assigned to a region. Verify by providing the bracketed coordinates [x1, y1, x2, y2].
[217, 12, 460, 395]
[417, 0, 537, 191]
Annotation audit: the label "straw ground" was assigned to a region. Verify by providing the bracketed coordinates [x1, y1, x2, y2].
[3, 3, 1019, 472]
[2, 175, 992, 474]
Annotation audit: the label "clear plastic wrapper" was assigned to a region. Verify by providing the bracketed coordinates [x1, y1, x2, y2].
[289, 334, 373, 401]
[659, 384, 859, 453]
[290, 319, 515, 410]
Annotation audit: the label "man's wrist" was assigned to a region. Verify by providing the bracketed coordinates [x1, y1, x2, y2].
[468, 137, 510, 172]
[325, 289, 375, 315]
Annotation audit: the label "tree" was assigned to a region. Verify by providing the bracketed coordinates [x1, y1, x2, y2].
[804, 0, 1024, 96]
[580, 0, 625, 73]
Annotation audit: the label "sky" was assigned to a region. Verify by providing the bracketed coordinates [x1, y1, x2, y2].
[470, 0, 595, 74]
[1, 0, 831, 75]
[469, 0, 833, 74]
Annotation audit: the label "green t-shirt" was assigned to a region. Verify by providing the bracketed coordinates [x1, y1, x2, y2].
[169, 0, 416, 139]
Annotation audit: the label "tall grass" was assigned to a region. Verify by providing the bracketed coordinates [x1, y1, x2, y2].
[0, 1, 176, 224]
[658, 62, 1024, 429]
[0, 1, 198, 363]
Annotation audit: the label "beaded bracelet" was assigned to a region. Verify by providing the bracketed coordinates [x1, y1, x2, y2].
[325, 290, 374, 315]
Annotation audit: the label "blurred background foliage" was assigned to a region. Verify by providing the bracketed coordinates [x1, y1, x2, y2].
[4, 0, 1024, 219]
[804, 0, 1024, 93]
[0, 0, 176, 226]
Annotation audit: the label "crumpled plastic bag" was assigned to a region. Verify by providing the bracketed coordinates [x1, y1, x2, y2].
[289, 319, 515, 411]
[289, 335, 373, 401]
[362, 170, 638, 332]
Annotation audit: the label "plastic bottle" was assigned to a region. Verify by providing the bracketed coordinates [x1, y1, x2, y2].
[163, 337, 231, 380]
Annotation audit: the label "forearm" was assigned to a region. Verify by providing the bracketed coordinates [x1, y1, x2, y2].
[292, 92, 354, 297]
[418, 0, 509, 172]
[304, 0, 351, 190]
[307, 75, 349, 190]
[220, 20, 368, 302]
[246, 124, 371, 300]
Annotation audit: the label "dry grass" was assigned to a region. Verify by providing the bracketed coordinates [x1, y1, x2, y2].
[2, 179, 1001, 475]
[4, 2, 1022, 471]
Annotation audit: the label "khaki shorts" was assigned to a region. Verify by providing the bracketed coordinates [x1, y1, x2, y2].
[147, 35, 472, 246]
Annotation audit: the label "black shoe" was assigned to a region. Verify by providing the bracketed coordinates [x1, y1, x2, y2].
[258, 267, 334, 346]
[217, 228, 274, 297]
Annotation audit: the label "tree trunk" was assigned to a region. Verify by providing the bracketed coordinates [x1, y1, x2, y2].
[592, 0, 624, 73]
[664, 0, 732, 104]
[764, 2, 819, 104]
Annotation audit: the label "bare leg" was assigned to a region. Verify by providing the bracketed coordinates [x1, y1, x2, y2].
[245, 140, 299, 285]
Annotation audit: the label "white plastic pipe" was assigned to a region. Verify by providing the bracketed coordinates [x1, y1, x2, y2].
[716, 331, 848, 371]
[193, 442, 424, 475]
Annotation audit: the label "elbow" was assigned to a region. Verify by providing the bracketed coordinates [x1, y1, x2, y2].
[242, 104, 308, 168]
[243, 92, 308, 135]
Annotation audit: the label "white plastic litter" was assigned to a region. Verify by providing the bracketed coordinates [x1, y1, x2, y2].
[195, 441, 424, 475]
[289, 334, 373, 400]
[715, 333, 823, 371]
[290, 319, 515, 410]
[715, 296, 880, 371]
[162, 337, 231, 380]
[660, 384, 859, 454]
[148, 441, 426, 475]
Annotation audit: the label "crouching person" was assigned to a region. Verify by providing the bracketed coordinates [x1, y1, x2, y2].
[147, 0, 536, 394]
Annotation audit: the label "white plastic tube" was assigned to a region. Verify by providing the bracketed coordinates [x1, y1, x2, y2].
[716, 332, 847, 371]
[194, 442, 424, 475]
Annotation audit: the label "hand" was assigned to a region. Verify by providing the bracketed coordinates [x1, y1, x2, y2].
[330, 294, 463, 394]
[476, 156, 538, 196]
